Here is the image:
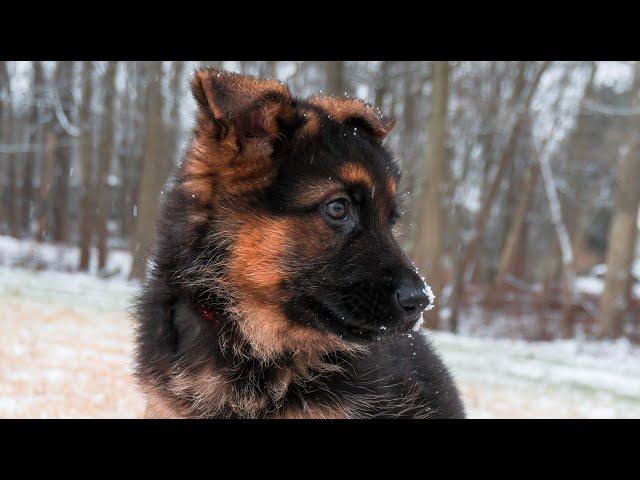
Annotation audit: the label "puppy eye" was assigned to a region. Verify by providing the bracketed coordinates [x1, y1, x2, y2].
[325, 198, 349, 220]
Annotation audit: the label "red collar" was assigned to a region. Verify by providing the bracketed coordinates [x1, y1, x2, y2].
[195, 304, 217, 323]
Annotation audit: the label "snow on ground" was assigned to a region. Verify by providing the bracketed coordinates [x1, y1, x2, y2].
[1, 265, 639, 418]
[0, 235, 132, 281]
[429, 332, 640, 418]
[0, 267, 144, 418]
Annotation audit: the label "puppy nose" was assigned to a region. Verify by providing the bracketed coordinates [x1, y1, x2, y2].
[394, 274, 431, 315]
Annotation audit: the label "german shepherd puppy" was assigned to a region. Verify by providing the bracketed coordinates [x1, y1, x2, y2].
[134, 68, 465, 419]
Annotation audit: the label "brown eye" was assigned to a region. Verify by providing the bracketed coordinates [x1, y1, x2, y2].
[325, 198, 349, 220]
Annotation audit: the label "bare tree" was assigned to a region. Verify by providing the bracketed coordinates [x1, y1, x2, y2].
[567, 63, 599, 261]
[495, 65, 591, 292]
[34, 62, 54, 243]
[598, 62, 640, 338]
[167, 61, 185, 169]
[495, 159, 540, 289]
[448, 61, 550, 332]
[259, 61, 277, 79]
[478, 62, 505, 210]
[95, 62, 117, 272]
[118, 62, 141, 240]
[23, 62, 46, 237]
[413, 61, 450, 328]
[78, 62, 94, 271]
[401, 64, 421, 216]
[374, 61, 391, 110]
[36, 130, 56, 243]
[0, 61, 6, 226]
[325, 61, 348, 96]
[537, 66, 593, 338]
[539, 133, 577, 339]
[51, 61, 74, 243]
[1, 62, 20, 238]
[130, 62, 167, 280]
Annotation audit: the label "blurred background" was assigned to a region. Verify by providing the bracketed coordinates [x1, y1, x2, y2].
[1, 61, 639, 418]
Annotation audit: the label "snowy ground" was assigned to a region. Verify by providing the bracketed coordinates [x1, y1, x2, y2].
[0, 267, 144, 418]
[1, 265, 639, 418]
[0, 235, 132, 281]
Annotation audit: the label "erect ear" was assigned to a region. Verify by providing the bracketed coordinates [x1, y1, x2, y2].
[191, 68, 295, 144]
[183, 70, 298, 201]
[307, 96, 395, 140]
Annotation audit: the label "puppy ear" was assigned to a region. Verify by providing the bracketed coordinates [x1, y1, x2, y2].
[191, 68, 295, 143]
[308, 96, 395, 140]
[184, 70, 297, 200]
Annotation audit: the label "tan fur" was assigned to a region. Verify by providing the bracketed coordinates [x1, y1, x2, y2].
[299, 108, 322, 137]
[228, 216, 292, 299]
[192, 69, 292, 121]
[183, 70, 295, 201]
[142, 342, 367, 418]
[223, 214, 363, 361]
[182, 122, 239, 203]
[143, 367, 434, 419]
[308, 96, 395, 139]
[231, 299, 363, 362]
[276, 403, 351, 419]
[387, 177, 397, 196]
[182, 128, 278, 201]
[339, 163, 375, 189]
[143, 391, 180, 419]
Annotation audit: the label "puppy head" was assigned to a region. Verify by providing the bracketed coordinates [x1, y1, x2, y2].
[177, 69, 429, 356]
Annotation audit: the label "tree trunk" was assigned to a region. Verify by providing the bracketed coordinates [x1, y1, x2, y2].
[325, 61, 347, 96]
[1, 61, 20, 238]
[0, 61, 6, 230]
[37, 131, 56, 242]
[402, 66, 421, 227]
[598, 62, 640, 338]
[51, 61, 73, 243]
[568, 63, 599, 260]
[540, 65, 596, 339]
[118, 62, 139, 240]
[539, 141, 577, 338]
[130, 62, 167, 281]
[7, 159, 19, 237]
[374, 61, 390, 110]
[495, 160, 540, 289]
[493, 159, 520, 279]
[33, 62, 51, 242]
[22, 62, 45, 237]
[201, 61, 222, 70]
[478, 62, 504, 230]
[413, 61, 450, 329]
[78, 62, 94, 271]
[168, 61, 185, 170]
[259, 61, 277, 79]
[95, 62, 117, 272]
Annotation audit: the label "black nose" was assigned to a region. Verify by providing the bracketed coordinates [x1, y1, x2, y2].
[394, 274, 431, 317]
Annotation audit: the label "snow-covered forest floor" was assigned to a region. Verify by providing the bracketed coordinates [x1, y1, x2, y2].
[1, 264, 640, 418]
